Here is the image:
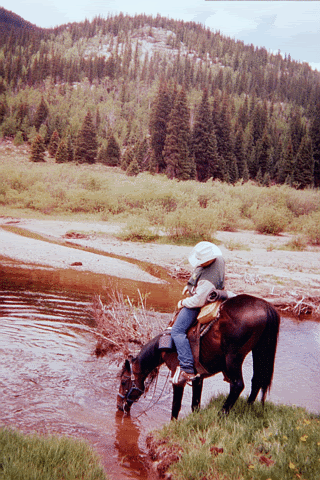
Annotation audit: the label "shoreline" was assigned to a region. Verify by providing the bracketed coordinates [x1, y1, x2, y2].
[1, 215, 320, 319]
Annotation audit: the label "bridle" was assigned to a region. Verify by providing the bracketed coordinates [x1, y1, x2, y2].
[118, 360, 144, 406]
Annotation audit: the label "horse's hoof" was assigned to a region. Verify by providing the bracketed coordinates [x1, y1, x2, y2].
[218, 409, 229, 418]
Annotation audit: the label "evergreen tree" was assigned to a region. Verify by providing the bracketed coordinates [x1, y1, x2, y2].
[309, 104, 320, 187]
[191, 89, 219, 182]
[121, 145, 134, 171]
[213, 94, 235, 182]
[149, 81, 174, 173]
[55, 139, 68, 163]
[293, 135, 314, 189]
[289, 106, 306, 157]
[234, 126, 248, 180]
[255, 128, 271, 179]
[48, 129, 60, 157]
[126, 158, 140, 176]
[34, 97, 49, 131]
[164, 87, 195, 180]
[74, 111, 98, 164]
[106, 132, 120, 166]
[30, 134, 45, 162]
[66, 134, 74, 162]
[278, 140, 295, 184]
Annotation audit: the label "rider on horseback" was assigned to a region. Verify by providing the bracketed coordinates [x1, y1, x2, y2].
[171, 241, 225, 387]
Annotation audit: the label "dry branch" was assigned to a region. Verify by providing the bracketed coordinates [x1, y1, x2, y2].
[88, 289, 168, 356]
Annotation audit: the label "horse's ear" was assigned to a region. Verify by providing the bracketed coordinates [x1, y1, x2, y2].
[124, 359, 131, 371]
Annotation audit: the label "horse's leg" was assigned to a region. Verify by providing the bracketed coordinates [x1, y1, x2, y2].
[222, 354, 244, 414]
[248, 350, 264, 403]
[171, 385, 184, 420]
[191, 376, 203, 412]
[247, 348, 268, 406]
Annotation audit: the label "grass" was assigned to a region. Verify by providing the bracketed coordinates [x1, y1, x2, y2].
[1, 142, 320, 246]
[0, 427, 107, 480]
[150, 395, 320, 480]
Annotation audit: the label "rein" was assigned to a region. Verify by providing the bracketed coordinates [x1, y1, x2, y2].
[121, 360, 145, 405]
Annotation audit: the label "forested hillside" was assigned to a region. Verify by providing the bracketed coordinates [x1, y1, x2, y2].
[1, 8, 320, 188]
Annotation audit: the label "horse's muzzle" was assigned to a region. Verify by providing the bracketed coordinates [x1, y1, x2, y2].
[117, 395, 132, 414]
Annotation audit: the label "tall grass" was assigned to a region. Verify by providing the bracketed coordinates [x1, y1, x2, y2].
[0, 427, 107, 480]
[1, 144, 320, 244]
[150, 395, 320, 480]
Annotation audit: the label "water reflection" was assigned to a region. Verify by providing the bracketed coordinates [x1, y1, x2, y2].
[1, 285, 320, 480]
[114, 412, 149, 479]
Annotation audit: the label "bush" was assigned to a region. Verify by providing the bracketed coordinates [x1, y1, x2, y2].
[303, 212, 320, 245]
[164, 207, 218, 243]
[13, 131, 24, 146]
[118, 216, 159, 242]
[284, 188, 320, 217]
[254, 205, 288, 235]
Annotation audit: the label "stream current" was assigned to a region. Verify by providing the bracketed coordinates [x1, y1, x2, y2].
[1, 274, 320, 479]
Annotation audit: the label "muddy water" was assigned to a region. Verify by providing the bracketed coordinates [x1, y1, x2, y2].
[1, 269, 320, 480]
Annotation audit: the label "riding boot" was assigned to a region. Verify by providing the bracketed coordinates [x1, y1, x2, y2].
[172, 366, 196, 387]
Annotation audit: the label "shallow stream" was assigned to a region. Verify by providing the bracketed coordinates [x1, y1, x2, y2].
[1, 266, 320, 479]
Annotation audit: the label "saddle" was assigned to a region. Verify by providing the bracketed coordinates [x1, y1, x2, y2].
[159, 294, 229, 375]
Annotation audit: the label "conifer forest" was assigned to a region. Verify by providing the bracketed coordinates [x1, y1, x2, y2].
[1, 7, 320, 189]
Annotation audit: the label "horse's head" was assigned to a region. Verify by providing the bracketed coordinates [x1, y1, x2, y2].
[117, 357, 145, 415]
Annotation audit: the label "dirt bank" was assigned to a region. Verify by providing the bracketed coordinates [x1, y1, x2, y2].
[1, 216, 320, 318]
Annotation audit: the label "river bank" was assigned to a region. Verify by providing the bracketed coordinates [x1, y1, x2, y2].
[1, 215, 320, 318]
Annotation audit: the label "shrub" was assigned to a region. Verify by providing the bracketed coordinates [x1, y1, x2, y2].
[254, 205, 288, 235]
[13, 131, 24, 146]
[164, 207, 217, 243]
[303, 212, 320, 245]
[118, 216, 159, 242]
[284, 188, 320, 217]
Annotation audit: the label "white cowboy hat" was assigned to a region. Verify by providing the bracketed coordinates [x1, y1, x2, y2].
[188, 241, 222, 268]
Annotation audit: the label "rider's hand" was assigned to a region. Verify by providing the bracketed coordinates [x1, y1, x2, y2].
[177, 300, 184, 310]
[182, 286, 188, 295]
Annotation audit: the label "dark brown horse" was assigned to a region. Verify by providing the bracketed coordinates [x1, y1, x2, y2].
[117, 294, 280, 419]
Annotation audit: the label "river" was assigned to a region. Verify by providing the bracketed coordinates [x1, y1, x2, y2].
[1, 269, 320, 479]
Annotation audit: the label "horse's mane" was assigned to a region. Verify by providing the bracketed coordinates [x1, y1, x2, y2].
[119, 334, 163, 389]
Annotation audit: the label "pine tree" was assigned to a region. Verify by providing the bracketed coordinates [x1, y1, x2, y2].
[55, 139, 68, 163]
[278, 140, 295, 184]
[213, 94, 234, 182]
[74, 111, 98, 164]
[309, 104, 320, 188]
[163, 87, 195, 180]
[48, 130, 60, 157]
[234, 126, 247, 180]
[126, 158, 140, 176]
[34, 97, 49, 131]
[149, 81, 174, 173]
[293, 135, 314, 189]
[106, 132, 120, 166]
[255, 128, 271, 179]
[289, 106, 306, 157]
[66, 134, 74, 162]
[191, 89, 219, 182]
[121, 145, 134, 171]
[30, 134, 45, 162]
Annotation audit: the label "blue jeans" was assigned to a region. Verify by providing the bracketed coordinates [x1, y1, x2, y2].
[171, 307, 200, 374]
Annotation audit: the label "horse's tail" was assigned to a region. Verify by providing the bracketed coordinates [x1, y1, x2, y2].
[251, 302, 280, 403]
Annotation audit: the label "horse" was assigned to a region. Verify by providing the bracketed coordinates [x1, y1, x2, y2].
[117, 294, 280, 419]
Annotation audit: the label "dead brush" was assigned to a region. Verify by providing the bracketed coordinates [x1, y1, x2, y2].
[89, 289, 167, 357]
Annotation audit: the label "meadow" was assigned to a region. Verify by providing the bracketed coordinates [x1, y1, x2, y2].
[149, 396, 320, 480]
[1, 142, 320, 247]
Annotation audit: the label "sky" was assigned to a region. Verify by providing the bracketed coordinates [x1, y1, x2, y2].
[2, 0, 320, 71]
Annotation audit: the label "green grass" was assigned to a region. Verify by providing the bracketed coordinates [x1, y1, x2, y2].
[0, 428, 107, 480]
[151, 395, 320, 480]
[1, 142, 320, 245]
